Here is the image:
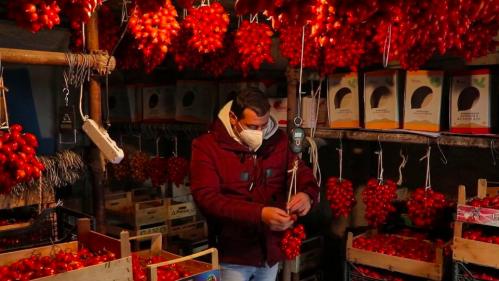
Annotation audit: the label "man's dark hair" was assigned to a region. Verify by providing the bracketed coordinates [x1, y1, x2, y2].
[230, 88, 271, 118]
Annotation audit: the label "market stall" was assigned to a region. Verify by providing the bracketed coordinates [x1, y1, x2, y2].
[0, 0, 497, 281]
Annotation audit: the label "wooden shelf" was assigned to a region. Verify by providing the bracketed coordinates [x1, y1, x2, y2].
[312, 128, 499, 148]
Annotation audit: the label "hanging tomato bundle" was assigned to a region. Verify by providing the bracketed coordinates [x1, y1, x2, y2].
[7, 0, 61, 33]
[129, 151, 150, 184]
[362, 178, 397, 227]
[0, 124, 44, 194]
[235, 20, 274, 76]
[59, 0, 102, 28]
[98, 4, 120, 53]
[166, 156, 189, 186]
[107, 153, 129, 182]
[200, 32, 240, 77]
[128, 0, 180, 72]
[407, 187, 447, 227]
[147, 156, 168, 187]
[278, 23, 320, 69]
[171, 27, 204, 71]
[280, 224, 306, 259]
[183, 2, 229, 54]
[326, 177, 355, 218]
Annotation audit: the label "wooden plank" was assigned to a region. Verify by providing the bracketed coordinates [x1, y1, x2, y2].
[0, 221, 31, 232]
[347, 247, 443, 280]
[0, 47, 115, 74]
[453, 237, 499, 269]
[477, 179, 488, 199]
[313, 128, 499, 149]
[458, 185, 466, 205]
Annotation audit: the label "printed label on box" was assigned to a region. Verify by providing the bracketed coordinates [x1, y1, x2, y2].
[450, 70, 491, 134]
[328, 73, 360, 128]
[364, 70, 399, 129]
[403, 70, 443, 132]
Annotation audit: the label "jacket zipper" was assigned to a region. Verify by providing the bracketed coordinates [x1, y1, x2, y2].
[248, 154, 257, 191]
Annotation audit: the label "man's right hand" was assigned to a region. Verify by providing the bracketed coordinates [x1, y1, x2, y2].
[261, 207, 294, 231]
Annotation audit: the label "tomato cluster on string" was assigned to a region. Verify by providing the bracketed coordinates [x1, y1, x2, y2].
[7, 0, 61, 33]
[280, 224, 306, 259]
[362, 178, 397, 227]
[407, 187, 447, 228]
[0, 124, 44, 194]
[326, 177, 355, 218]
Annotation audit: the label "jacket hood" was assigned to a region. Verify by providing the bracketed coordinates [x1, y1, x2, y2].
[214, 101, 282, 153]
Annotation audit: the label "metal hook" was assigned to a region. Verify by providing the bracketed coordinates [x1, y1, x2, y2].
[436, 138, 448, 165]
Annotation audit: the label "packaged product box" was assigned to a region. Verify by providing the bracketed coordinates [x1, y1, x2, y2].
[268, 98, 288, 127]
[175, 80, 217, 124]
[364, 70, 400, 129]
[141, 85, 176, 122]
[403, 70, 444, 132]
[109, 84, 142, 123]
[450, 69, 495, 134]
[302, 97, 327, 128]
[327, 72, 360, 128]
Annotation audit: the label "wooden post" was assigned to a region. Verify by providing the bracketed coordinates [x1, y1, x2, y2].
[286, 67, 299, 133]
[86, 11, 106, 233]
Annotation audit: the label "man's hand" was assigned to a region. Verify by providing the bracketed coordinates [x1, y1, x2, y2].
[261, 207, 294, 231]
[287, 192, 312, 216]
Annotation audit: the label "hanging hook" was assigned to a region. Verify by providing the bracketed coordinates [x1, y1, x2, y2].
[419, 145, 432, 190]
[436, 138, 448, 165]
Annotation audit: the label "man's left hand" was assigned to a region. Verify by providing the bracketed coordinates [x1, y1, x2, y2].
[287, 192, 312, 217]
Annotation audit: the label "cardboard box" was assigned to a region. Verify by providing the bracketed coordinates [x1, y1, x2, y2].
[403, 70, 444, 132]
[109, 85, 142, 122]
[176, 81, 217, 124]
[302, 97, 327, 128]
[141, 85, 176, 122]
[268, 98, 288, 127]
[450, 69, 493, 134]
[364, 70, 400, 129]
[328, 73, 360, 128]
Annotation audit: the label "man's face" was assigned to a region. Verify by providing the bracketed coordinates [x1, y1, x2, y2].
[230, 108, 270, 134]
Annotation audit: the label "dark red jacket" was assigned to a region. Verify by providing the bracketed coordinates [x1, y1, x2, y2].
[190, 120, 319, 267]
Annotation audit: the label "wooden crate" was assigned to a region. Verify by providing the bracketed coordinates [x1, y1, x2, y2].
[290, 236, 323, 274]
[0, 219, 133, 281]
[0, 186, 55, 210]
[165, 198, 197, 220]
[346, 232, 445, 280]
[168, 220, 208, 240]
[107, 198, 168, 227]
[0, 221, 31, 232]
[456, 179, 499, 227]
[104, 188, 152, 212]
[120, 231, 220, 281]
[453, 179, 499, 269]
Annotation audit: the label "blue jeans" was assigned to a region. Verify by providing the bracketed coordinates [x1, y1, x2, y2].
[220, 262, 279, 281]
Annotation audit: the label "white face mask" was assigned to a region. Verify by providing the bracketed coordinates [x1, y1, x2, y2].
[237, 123, 263, 152]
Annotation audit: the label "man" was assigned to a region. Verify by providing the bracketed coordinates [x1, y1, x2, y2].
[190, 88, 319, 281]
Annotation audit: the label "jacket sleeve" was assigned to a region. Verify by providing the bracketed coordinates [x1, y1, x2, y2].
[287, 149, 320, 207]
[190, 138, 264, 227]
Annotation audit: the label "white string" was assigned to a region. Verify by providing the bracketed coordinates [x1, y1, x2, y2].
[173, 136, 178, 157]
[250, 14, 258, 23]
[397, 149, 408, 186]
[287, 159, 299, 214]
[419, 146, 432, 190]
[306, 137, 321, 187]
[296, 25, 306, 123]
[436, 138, 448, 165]
[383, 24, 392, 68]
[337, 138, 343, 181]
[375, 138, 384, 183]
